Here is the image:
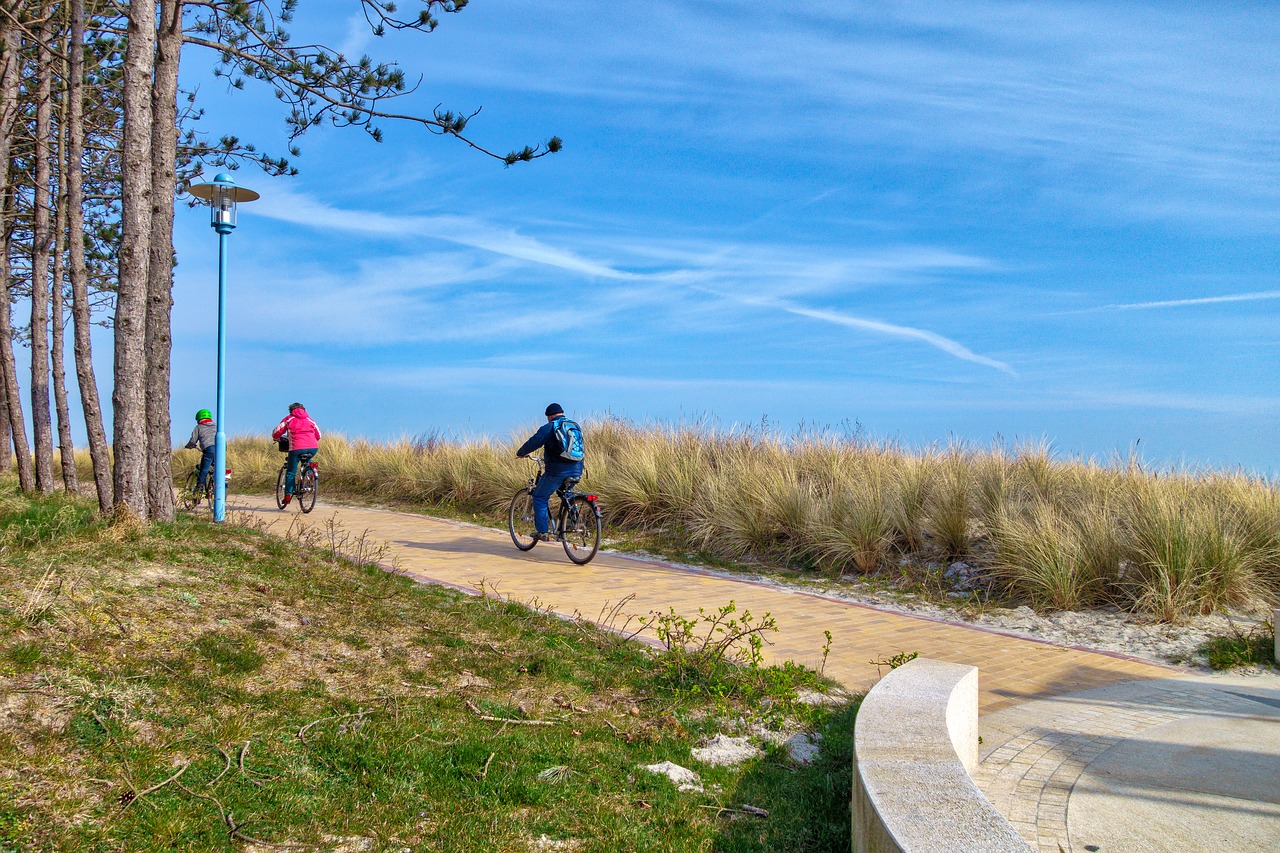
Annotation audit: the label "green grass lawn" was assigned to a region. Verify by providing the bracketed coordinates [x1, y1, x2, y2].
[0, 480, 857, 852]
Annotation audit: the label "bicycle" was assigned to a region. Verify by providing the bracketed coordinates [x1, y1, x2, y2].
[179, 462, 215, 512]
[276, 451, 318, 513]
[508, 457, 602, 564]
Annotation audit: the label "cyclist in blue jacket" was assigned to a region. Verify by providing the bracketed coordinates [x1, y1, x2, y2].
[516, 403, 584, 540]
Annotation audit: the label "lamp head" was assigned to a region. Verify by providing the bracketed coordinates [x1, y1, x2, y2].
[189, 173, 260, 231]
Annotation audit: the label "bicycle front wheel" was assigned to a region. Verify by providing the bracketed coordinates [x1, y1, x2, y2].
[180, 471, 200, 511]
[275, 465, 288, 509]
[298, 469, 318, 514]
[508, 489, 538, 551]
[560, 496, 601, 565]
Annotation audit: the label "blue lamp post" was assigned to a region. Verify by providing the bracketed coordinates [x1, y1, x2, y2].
[188, 173, 259, 522]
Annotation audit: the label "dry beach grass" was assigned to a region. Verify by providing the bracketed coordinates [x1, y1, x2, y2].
[170, 418, 1280, 624]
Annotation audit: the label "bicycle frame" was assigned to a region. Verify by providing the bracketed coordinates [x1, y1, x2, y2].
[526, 458, 596, 515]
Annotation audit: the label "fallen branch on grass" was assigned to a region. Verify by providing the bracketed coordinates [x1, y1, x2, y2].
[238, 739, 272, 787]
[122, 761, 189, 810]
[697, 803, 769, 818]
[208, 746, 232, 788]
[297, 710, 376, 744]
[464, 699, 555, 726]
[176, 781, 308, 848]
[602, 719, 637, 743]
[550, 696, 587, 714]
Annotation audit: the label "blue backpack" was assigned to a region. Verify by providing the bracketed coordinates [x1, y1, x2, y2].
[552, 418, 585, 462]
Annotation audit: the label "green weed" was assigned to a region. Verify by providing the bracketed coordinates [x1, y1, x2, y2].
[1199, 620, 1276, 670]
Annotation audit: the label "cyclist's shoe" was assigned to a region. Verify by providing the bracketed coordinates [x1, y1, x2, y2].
[531, 531, 548, 541]
[281, 493, 292, 507]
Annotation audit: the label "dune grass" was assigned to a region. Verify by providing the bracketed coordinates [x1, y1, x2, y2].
[159, 419, 1280, 622]
[0, 480, 856, 852]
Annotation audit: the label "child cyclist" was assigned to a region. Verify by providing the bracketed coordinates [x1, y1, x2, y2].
[271, 403, 321, 507]
[184, 409, 217, 491]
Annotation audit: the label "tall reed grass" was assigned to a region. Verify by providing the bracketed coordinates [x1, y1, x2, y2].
[164, 419, 1279, 622]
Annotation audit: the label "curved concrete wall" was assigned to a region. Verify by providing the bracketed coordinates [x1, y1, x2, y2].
[852, 658, 1030, 853]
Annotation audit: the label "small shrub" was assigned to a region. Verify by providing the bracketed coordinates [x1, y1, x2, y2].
[641, 601, 778, 692]
[1199, 620, 1276, 670]
[869, 650, 919, 675]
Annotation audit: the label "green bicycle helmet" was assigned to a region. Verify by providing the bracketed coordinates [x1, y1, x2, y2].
[196, 409, 212, 421]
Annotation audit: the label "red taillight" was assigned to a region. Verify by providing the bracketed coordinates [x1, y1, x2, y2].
[586, 494, 597, 501]
[309, 462, 318, 469]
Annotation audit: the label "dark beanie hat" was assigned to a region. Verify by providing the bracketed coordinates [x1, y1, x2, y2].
[545, 403, 564, 416]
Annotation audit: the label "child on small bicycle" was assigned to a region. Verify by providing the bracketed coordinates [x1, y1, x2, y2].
[185, 409, 217, 491]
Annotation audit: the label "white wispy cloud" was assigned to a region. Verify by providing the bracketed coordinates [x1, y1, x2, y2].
[733, 295, 1016, 376]
[414, 1, 1280, 222]
[338, 11, 374, 60]
[1098, 290, 1280, 311]
[1067, 389, 1280, 416]
[241, 186, 1013, 372]
[251, 187, 636, 279]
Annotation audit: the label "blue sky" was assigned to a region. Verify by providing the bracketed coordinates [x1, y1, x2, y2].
[160, 0, 1279, 472]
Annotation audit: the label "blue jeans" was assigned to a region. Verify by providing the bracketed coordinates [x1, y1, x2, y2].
[532, 466, 583, 534]
[196, 447, 215, 489]
[285, 449, 316, 495]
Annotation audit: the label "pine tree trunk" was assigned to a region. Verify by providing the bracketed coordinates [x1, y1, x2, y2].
[0, 23, 34, 492]
[52, 29, 79, 495]
[0, 231, 34, 493]
[113, 0, 158, 519]
[67, 0, 111, 512]
[0, 370, 10, 473]
[52, 195, 79, 495]
[30, 17, 57, 493]
[144, 0, 182, 521]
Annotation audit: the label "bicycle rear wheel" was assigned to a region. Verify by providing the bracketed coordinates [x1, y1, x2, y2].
[560, 496, 601, 565]
[508, 489, 538, 551]
[275, 465, 287, 509]
[298, 469, 318, 513]
[180, 471, 200, 511]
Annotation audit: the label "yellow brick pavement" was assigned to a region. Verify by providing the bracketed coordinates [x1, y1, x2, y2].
[229, 495, 1176, 714]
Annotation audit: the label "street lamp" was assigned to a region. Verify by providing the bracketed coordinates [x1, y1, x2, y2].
[188, 173, 259, 522]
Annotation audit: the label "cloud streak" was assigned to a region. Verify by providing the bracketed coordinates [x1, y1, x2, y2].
[1099, 290, 1280, 311]
[242, 185, 1014, 373]
[765, 299, 1016, 376]
[252, 187, 637, 279]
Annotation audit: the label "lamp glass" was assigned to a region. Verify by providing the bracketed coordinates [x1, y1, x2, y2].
[213, 186, 236, 228]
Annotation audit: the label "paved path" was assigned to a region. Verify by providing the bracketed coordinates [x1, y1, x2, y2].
[975, 674, 1280, 853]
[229, 496, 1280, 852]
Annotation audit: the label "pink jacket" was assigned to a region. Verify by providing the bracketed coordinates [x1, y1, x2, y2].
[272, 408, 321, 451]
